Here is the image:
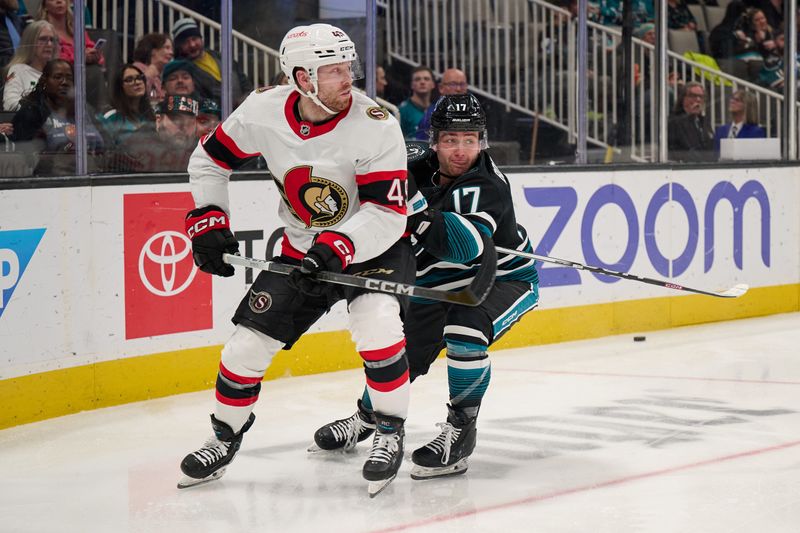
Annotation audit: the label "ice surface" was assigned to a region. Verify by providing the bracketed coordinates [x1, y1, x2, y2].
[2, 313, 799, 532]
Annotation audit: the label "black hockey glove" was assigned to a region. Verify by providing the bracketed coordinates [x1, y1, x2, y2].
[408, 207, 446, 244]
[408, 207, 460, 261]
[185, 204, 239, 277]
[288, 231, 355, 298]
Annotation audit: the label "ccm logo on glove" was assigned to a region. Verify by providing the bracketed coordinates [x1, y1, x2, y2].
[185, 205, 239, 277]
[186, 211, 229, 238]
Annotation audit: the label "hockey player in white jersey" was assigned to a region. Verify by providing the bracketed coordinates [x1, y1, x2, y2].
[179, 24, 412, 496]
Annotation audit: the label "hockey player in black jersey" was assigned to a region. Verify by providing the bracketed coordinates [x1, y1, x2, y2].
[312, 94, 540, 479]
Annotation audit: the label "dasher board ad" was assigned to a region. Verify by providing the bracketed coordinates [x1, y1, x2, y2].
[0, 166, 796, 379]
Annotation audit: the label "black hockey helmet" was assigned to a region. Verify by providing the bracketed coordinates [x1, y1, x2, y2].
[429, 94, 488, 147]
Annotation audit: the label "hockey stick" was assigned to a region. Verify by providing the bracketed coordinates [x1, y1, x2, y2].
[496, 246, 748, 299]
[223, 233, 497, 306]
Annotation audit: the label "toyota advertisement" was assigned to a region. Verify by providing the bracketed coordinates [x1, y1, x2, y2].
[123, 193, 212, 339]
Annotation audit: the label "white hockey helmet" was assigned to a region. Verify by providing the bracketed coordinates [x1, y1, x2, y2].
[279, 24, 362, 112]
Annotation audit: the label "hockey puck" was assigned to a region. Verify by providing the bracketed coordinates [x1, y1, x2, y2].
[633, 336, 646, 342]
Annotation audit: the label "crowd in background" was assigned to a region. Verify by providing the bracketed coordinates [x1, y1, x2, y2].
[0, 0, 797, 175]
[0, 1, 252, 176]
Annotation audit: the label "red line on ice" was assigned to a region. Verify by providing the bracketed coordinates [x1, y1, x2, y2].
[372, 439, 800, 532]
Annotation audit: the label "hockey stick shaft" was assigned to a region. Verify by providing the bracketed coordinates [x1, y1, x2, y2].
[223, 247, 495, 306]
[496, 247, 748, 298]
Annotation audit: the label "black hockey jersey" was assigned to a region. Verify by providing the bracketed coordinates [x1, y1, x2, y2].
[409, 147, 539, 291]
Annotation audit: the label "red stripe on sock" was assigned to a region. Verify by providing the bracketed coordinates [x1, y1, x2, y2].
[360, 339, 406, 362]
[216, 390, 259, 406]
[219, 362, 263, 385]
[367, 369, 409, 392]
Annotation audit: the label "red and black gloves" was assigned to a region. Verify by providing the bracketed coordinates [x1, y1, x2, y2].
[185, 205, 239, 277]
[300, 231, 355, 273]
[289, 231, 355, 297]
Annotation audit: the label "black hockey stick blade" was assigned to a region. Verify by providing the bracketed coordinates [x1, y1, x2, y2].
[223, 237, 496, 306]
[496, 246, 748, 299]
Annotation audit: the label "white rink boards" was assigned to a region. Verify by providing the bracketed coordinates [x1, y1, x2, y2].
[1, 165, 798, 428]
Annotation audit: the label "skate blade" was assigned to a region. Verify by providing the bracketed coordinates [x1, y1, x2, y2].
[367, 474, 396, 498]
[307, 442, 358, 454]
[410, 458, 468, 480]
[176, 467, 227, 489]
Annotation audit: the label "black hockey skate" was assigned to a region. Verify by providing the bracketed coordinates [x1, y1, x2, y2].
[177, 413, 255, 489]
[308, 399, 375, 452]
[410, 404, 476, 480]
[363, 414, 405, 498]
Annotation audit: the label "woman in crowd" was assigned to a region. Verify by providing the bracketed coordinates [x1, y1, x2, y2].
[3, 20, 58, 111]
[36, 0, 103, 65]
[132, 32, 174, 108]
[36, 0, 107, 110]
[98, 63, 156, 148]
[734, 8, 776, 61]
[11, 58, 104, 175]
[713, 89, 766, 155]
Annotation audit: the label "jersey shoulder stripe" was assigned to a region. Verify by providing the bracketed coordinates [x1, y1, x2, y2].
[202, 124, 261, 170]
[356, 169, 407, 185]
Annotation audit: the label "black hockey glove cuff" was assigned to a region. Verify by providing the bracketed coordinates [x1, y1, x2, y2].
[185, 204, 239, 277]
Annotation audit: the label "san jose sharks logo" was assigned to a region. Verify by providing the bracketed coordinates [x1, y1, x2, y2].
[276, 166, 349, 228]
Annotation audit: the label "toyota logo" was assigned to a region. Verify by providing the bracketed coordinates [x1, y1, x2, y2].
[138, 231, 198, 296]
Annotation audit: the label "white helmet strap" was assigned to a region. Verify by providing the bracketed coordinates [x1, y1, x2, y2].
[294, 70, 339, 116]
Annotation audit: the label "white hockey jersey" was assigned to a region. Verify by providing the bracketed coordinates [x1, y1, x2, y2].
[188, 85, 408, 264]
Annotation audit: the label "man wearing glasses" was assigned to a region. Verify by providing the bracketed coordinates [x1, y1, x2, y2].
[414, 67, 469, 140]
[668, 81, 714, 162]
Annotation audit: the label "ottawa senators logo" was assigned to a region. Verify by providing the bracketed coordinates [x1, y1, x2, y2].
[276, 166, 349, 228]
[248, 290, 272, 313]
[366, 106, 389, 120]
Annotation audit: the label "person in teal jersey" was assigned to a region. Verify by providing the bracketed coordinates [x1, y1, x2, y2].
[399, 65, 435, 139]
[98, 63, 156, 149]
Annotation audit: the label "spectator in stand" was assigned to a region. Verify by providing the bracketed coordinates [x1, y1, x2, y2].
[11, 58, 104, 175]
[171, 17, 252, 108]
[97, 63, 156, 149]
[0, 0, 25, 70]
[375, 65, 387, 99]
[668, 0, 697, 31]
[414, 67, 468, 141]
[3, 20, 58, 111]
[757, 30, 799, 90]
[668, 0, 706, 52]
[668, 81, 714, 162]
[398, 65, 435, 139]
[113, 94, 199, 172]
[36, 0, 108, 110]
[709, 1, 748, 60]
[132, 33, 174, 108]
[588, 0, 653, 28]
[733, 8, 776, 73]
[162, 59, 202, 100]
[195, 98, 220, 139]
[713, 89, 765, 155]
[750, 0, 782, 31]
[36, 0, 102, 66]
